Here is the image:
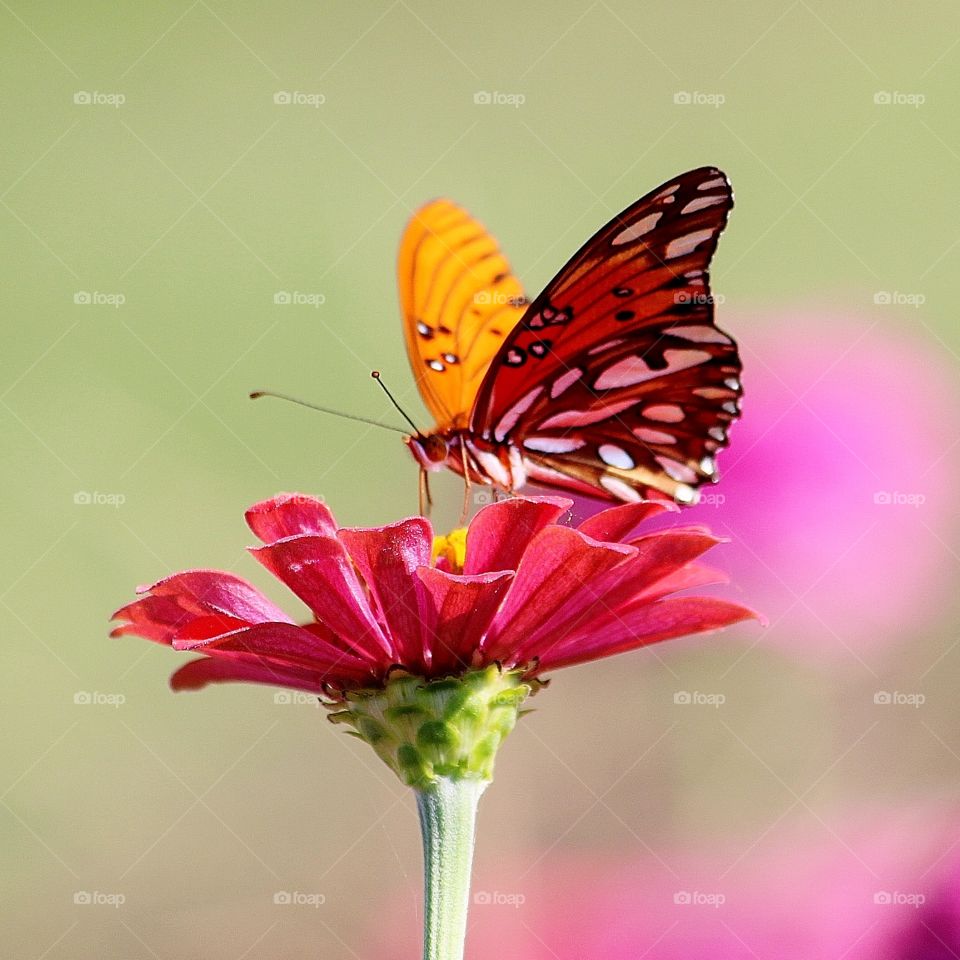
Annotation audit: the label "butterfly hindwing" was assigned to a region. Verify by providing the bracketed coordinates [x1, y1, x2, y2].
[468, 167, 740, 503]
[398, 199, 529, 428]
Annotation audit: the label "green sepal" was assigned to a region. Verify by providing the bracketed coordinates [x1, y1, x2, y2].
[327, 665, 534, 788]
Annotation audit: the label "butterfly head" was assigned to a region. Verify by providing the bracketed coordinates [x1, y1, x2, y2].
[405, 432, 450, 470]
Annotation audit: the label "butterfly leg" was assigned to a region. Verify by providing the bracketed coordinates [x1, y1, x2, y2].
[419, 468, 433, 518]
[459, 443, 474, 523]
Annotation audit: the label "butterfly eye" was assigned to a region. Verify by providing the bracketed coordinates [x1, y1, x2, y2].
[425, 435, 448, 462]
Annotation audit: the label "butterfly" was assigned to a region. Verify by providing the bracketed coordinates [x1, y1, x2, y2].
[398, 166, 742, 510]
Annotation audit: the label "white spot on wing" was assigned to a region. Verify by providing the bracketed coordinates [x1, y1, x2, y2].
[675, 484, 698, 505]
[523, 436, 586, 454]
[699, 456, 716, 476]
[611, 212, 662, 246]
[598, 444, 635, 470]
[682, 195, 725, 215]
[589, 339, 624, 355]
[600, 476, 643, 503]
[665, 229, 715, 260]
[708, 426, 726, 442]
[540, 399, 636, 430]
[698, 177, 726, 191]
[594, 349, 711, 389]
[634, 427, 676, 445]
[656, 457, 698, 484]
[643, 404, 685, 423]
[494, 386, 542, 442]
[550, 367, 583, 399]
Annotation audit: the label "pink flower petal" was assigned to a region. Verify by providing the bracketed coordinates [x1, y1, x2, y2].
[250, 536, 392, 664]
[173, 621, 372, 681]
[245, 493, 337, 543]
[482, 526, 635, 663]
[170, 655, 328, 694]
[416, 567, 515, 674]
[338, 518, 434, 670]
[577, 500, 677, 543]
[464, 496, 572, 575]
[148, 569, 292, 624]
[110, 594, 195, 643]
[535, 597, 760, 671]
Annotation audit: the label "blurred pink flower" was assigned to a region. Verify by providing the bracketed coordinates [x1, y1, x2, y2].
[569, 313, 960, 659]
[376, 804, 960, 959]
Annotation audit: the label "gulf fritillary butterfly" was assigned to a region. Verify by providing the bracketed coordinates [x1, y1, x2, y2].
[400, 166, 741, 507]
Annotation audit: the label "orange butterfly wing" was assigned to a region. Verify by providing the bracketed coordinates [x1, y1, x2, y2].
[398, 199, 528, 429]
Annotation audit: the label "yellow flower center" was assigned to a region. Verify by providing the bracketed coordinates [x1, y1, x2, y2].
[432, 528, 468, 573]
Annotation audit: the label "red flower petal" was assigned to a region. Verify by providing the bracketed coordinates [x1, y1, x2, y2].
[534, 597, 760, 671]
[110, 594, 195, 643]
[482, 526, 635, 663]
[250, 536, 393, 664]
[338, 519, 433, 671]
[464, 496, 572, 575]
[148, 569, 291, 624]
[245, 493, 337, 543]
[416, 567, 515, 675]
[576, 500, 677, 542]
[173, 621, 372, 681]
[170, 655, 328, 694]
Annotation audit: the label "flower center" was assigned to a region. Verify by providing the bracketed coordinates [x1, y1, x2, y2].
[432, 528, 468, 573]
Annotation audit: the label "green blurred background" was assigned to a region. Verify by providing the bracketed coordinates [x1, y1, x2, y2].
[3, 1, 959, 956]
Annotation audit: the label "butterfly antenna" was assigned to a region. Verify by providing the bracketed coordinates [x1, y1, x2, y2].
[249, 390, 408, 435]
[370, 371, 422, 435]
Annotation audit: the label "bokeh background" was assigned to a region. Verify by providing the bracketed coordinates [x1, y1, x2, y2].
[4, 1, 960, 957]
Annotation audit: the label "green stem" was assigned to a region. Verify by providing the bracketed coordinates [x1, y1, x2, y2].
[416, 777, 487, 960]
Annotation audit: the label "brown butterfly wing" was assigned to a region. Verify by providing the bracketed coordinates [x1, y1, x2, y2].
[468, 167, 740, 503]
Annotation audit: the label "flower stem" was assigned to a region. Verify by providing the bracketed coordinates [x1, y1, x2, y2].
[416, 777, 487, 960]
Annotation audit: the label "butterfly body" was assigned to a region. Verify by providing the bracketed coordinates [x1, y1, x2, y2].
[399, 168, 741, 506]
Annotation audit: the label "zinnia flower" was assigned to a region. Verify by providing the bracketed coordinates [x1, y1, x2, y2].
[112, 492, 756, 700]
[112, 492, 757, 960]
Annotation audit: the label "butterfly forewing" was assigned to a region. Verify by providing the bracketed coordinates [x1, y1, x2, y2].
[468, 167, 740, 503]
[398, 199, 529, 428]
